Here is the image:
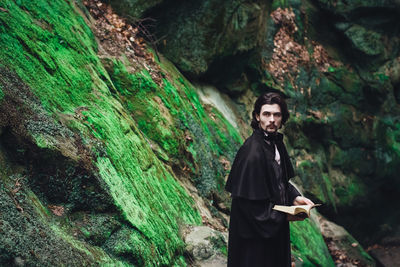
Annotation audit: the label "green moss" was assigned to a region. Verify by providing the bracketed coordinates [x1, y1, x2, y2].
[0, 0, 203, 265]
[322, 173, 336, 211]
[334, 178, 367, 208]
[385, 121, 400, 158]
[68, 212, 122, 246]
[0, 166, 123, 265]
[344, 25, 384, 56]
[272, 0, 290, 9]
[0, 3, 98, 114]
[105, 53, 243, 197]
[0, 85, 4, 102]
[0, 0, 250, 264]
[297, 159, 338, 208]
[375, 72, 390, 82]
[207, 234, 228, 257]
[111, 60, 157, 96]
[332, 147, 375, 176]
[290, 219, 335, 267]
[106, 60, 188, 161]
[32, 133, 50, 149]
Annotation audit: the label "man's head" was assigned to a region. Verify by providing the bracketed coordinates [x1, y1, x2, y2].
[251, 92, 289, 133]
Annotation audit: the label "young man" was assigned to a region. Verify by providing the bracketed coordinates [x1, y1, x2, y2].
[225, 92, 313, 267]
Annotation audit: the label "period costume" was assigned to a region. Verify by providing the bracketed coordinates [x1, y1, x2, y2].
[225, 128, 301, 267]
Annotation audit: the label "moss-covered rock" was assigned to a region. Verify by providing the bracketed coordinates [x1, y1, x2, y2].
[344, 25, 384, 56]
[319, 216, 376, 266]
[314, 0, 399, 17]
[290, 215, 335, 267]
[0, 142, 122, 266]
[0, 0, 204, 265]
[2, 0, 400, 265]
[269, 0, 400, 249]
[148, 0, 270, 76]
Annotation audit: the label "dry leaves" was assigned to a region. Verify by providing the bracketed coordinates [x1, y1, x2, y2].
[312, 41, 340, 72]
[83, 0, 162, 85]
[219, 158, 231, 171]
[48, 205, 65, 216]
[266, 8, 340, 85]
[325, 237, 366, 266]
[185, 135, 193, 142]
[8, 176, 24, 212]
[209, 112, 216, 121]
[308, 110, 324, 120]
[83, 0, 142, 57]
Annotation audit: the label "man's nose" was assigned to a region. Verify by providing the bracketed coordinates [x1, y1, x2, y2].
[269, 115, 275, 122]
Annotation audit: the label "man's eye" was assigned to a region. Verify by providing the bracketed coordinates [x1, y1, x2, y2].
[274, 113, 282, 117]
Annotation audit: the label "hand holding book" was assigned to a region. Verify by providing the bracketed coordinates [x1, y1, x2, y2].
[293, 195, 315, 206]
[273, 204, 322, 220]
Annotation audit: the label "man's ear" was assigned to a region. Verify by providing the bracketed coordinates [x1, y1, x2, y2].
[256, 114, 260, 122]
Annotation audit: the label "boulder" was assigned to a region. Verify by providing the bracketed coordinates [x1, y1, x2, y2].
[184, 226, 228, 267]
[318, 216, 376, 266]
[344, 25, 384, 56]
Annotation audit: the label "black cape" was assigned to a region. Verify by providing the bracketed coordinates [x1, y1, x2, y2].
[225, 129, 300, 267]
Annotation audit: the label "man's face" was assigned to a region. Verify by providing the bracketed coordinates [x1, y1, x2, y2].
[256, 104, 282, 133]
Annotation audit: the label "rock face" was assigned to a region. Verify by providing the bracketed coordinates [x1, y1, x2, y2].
[289, 211, 336, 266]
[136, 0, 400, 248]
[277, 0, 400, 247]
[1, 0, 399, 266]
[143, 0, 273, 94]
[318, 216, 375, 266]
[184, 226, 228, 267]
[0, 1, 224, 265]
[108, 0, 163, 19]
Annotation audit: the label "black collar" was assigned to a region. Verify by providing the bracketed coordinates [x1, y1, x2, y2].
[254, 128, 283, 143]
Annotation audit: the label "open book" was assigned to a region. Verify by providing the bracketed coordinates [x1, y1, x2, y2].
[273, 204, 321, 218]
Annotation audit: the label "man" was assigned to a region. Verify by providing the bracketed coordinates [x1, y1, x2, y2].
[225, 92, 314, 267]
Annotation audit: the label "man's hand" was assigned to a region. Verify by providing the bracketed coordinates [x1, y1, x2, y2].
[293, 196, 314, 206]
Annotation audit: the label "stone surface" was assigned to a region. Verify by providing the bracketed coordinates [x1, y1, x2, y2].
[1, 0, 400, 265]
[138, 0, 274, 95]
[109, 0, 163, 19]
[184, 226, 228, 266]
[196, 84, 239, 129]
[314, 0, 399, 16]
[344, 25, 384, 56]
[290, 211, 336, 267]
[150, 0, 269, 75]
[369, 246, 400, 267]
[318, 216, 375, 266]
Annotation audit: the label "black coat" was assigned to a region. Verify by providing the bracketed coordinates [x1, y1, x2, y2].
[225, 129, 300, 267]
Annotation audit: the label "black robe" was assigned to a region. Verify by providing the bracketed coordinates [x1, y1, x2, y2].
[225, 129, 300, 267]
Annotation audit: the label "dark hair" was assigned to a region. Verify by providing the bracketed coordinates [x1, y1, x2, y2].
[250, 92, 290, 130]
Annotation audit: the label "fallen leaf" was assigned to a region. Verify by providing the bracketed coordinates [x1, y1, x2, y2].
[48, 205, 64, 216]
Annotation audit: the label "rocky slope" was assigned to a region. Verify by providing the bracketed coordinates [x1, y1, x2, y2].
[1, 0, 399, 266]
[129, 0, 400, 253]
